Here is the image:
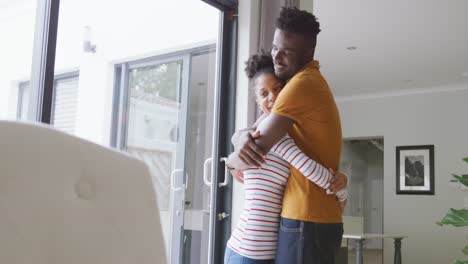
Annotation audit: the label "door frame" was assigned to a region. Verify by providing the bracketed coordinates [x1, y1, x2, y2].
[206, 9, 238, 264]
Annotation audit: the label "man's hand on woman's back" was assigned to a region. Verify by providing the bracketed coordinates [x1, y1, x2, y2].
[230, 129, 266, 168]
[229, 113, 294, 170]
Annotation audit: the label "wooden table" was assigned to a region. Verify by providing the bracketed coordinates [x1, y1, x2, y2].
[343, 233, 407, 264]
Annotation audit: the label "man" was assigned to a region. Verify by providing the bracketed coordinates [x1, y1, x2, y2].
[227, 7, 346, 264]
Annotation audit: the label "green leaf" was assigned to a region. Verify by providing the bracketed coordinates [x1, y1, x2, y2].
[454, 260, 468, 264]
[464, 157, 468, 163]
[463, 246, 468, 256]
[453, 174, 468, 187]
[437, 208, 468, 227]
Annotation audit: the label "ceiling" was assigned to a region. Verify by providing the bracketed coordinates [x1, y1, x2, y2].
[314, 0, 468, 97]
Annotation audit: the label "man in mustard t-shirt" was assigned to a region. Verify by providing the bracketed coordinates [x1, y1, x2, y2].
[228, 7, 347, 264]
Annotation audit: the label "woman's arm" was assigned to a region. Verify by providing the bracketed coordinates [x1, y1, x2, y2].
[251, 112, 269, 128]
[226, 153, 245, 183]
[272, 136, 348, 201]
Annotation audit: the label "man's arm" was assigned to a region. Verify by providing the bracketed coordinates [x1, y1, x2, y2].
[252, 112, 268, 128]
[228, 115, 348, 191]
[227, 113, 294, 170]
[226, 130, 262, 170]
[228, 112, 270, 169]
[254, 113, 295, 153]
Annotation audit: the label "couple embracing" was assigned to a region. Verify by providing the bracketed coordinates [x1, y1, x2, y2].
[224, 7, 348, 264]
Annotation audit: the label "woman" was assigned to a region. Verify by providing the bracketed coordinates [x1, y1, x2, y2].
[224, 52, 347, 264]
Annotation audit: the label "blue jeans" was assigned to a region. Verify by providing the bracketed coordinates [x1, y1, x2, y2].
[275, 217, 343, 264]
[224, 247, 274, 264]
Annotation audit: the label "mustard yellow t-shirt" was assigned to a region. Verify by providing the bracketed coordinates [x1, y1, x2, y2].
[272, 60, 343, 223]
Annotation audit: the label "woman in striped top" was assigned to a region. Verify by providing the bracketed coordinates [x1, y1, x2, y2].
[224, 53, 347, 264]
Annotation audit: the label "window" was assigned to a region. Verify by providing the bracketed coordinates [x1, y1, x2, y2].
[51, 74, 80, 134]
[17, 72, 80, 135]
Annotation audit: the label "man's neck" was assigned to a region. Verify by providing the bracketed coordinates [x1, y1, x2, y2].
[296, 59, 315, 73]
[283, 59, 316, 83]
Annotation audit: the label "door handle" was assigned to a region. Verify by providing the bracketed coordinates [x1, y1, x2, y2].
[219, 157, 230, 187]
[203, 157, 229, 187]
[170, 169, 185, 191]
[203, 158, 213, 186]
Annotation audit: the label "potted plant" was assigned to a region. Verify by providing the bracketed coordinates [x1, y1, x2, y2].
[437, 157, 468, 264]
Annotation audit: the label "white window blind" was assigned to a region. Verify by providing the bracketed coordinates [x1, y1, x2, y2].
[51, 76, 79, 134]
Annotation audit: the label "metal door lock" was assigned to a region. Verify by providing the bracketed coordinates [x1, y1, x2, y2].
[217, 212, 230, 220]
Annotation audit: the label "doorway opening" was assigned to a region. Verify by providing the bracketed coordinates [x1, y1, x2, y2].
[341, 138, 384, 263]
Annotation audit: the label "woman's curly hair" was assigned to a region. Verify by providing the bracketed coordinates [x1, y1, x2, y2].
[244, 50, 275, 80]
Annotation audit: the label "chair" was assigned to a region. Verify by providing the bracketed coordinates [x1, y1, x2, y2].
[0, 121, 166, 264]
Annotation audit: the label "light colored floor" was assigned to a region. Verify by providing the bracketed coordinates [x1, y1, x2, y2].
[347, 249, 383, 264]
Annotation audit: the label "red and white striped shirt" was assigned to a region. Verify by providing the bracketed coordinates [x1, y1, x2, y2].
[227, 136, 347, 260]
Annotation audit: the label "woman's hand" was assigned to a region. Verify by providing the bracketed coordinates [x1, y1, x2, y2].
[231, 169, 244, 184]
[327, 168, 348, 193]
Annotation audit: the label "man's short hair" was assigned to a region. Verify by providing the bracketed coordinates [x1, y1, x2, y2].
[276, 7, 321, 47]
[244, 50, 275, 79]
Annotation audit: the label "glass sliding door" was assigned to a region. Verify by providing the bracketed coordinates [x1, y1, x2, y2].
[34, 0, 234, 262]
[116, 44, 220, 263]
[182, 48, 218, 264]
[124, 55, 190, 263]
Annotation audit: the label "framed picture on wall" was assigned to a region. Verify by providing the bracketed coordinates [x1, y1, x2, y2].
[396, 145, 435, 195]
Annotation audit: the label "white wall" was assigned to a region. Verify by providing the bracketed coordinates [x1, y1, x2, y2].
[232, 0, 261, 231]
[337, 84, 468, 264]
[299, 0, 314, 12]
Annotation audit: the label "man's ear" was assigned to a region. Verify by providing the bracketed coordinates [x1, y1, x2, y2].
[305, 47, 315, 60]
[300, 35, 316, 59]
